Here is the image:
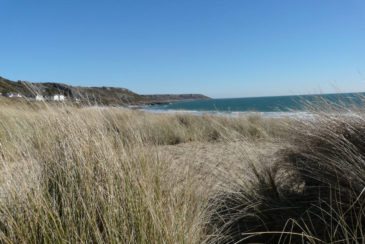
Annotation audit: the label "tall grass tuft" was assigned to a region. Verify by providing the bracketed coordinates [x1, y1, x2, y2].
[0, 106, 207, 243]
[207, 111, 365, 243]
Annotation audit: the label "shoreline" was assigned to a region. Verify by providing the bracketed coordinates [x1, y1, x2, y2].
[139, 107, 314, 119]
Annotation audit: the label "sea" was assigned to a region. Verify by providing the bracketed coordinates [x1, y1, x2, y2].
[145, 92, 365, 118]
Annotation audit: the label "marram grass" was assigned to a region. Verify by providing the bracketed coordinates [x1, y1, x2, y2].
[0, 101, 364, 243]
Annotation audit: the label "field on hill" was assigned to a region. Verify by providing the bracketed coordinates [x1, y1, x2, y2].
[0, 101, 364, 243]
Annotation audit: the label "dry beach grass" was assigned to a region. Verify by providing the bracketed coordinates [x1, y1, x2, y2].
[0, 100, 364, 243]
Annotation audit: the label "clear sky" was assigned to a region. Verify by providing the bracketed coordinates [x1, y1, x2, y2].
[1, 0, 365, 98]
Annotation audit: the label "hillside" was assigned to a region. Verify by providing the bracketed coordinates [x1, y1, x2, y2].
[0, 76, 210, 105]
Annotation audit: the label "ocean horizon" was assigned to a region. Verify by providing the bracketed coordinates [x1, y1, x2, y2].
[146, 92, 365, 116]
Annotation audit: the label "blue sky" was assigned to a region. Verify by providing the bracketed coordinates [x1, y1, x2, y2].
[1, 0, 365, 98]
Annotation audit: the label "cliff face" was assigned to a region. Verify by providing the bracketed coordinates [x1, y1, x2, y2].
[0, 76, 210, 105]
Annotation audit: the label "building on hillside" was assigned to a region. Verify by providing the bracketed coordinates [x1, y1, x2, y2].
[35, 94, 45, 101]
[53, 94, 65, 101]
[6, 93, 23, 98]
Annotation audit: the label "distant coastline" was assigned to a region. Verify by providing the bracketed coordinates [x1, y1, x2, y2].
[0, 76, 210, 106]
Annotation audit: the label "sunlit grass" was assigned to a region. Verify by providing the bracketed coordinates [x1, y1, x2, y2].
[0, 101, 364, 243]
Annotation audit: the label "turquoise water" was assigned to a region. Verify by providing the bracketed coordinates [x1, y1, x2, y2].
[149, 93, 365, 113]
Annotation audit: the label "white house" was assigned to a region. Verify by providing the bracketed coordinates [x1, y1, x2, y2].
[35, 94, 44, 101]
[53, 94, 65, 101]
[6, 93, 23, 98]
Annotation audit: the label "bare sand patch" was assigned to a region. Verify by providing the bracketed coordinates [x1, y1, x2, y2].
[154, 141, 282, 195]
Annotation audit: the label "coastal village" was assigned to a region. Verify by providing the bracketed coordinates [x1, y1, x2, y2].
[0, 92, 66, 101]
